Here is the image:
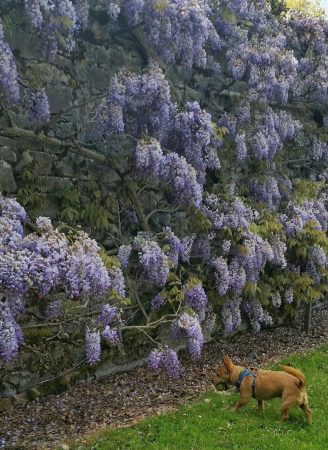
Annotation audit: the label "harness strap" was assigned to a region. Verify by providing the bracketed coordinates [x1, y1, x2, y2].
[251, 372, 257, 398]
[236, 369, 257, 398]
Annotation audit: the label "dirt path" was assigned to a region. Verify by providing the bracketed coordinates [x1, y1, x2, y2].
[1, 306, 328, 450]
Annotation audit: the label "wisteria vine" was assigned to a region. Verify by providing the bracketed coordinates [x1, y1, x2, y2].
[1, 0, 328, 382]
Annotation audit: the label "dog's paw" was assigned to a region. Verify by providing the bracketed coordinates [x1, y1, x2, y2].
[278, 418, 289, 423]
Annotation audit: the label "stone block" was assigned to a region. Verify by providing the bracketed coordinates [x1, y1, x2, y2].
[29, 151, 53, 175]
[0, 160, 17, 193]
[47, 86, 73, 114]
[54, 121, 75, 140]
[33, 194, 60, 219]
[0, 146, 17, 162]
[84, 160, 120, 182]
[55, 156, 76, 177]
[0, 136, 15, 148]
[37, 176, 72, 193]
[7, 25, 41, 60]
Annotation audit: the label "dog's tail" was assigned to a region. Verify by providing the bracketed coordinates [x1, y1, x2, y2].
[280, 365, 307, 388]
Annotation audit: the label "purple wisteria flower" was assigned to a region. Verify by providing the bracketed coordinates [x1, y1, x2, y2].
[117, 245, 132, 269]
[135, 141, 203, 208]
[243, 299, 273, 333]
[150, 294, 167, 310]
[236, 133, 247, 162]
[0, 305, 23, 363]
[171, 101, 221, 184]
[184, 284, 208, 316]
[24, 0, 78, 60]
[26, 88, 50, 128]
[222, 297, 242, 333]
[141, 0, 220, 69]
[0, 195, 119, 363]
[176, 312, 204, 360]
[98, 304, 119, 326]
[0, 21, 20, 105]
[162, 348, 180, 378]
[285, 289, 294, 304]
[45, 300, 63, 319]
[66, 232, 111, 298]
[102, 326, 121, 346]
[134, 234, 169, 286]
[85, 328, 101, 365]
[212, 257, 230, 296]
[148, 348, 180, 378]
[271, 292, 282, 308]
[108, 266, 126, 298]
[148, 349, 164, 373]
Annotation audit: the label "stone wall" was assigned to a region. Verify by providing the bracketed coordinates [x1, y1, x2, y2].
[0, 4, 231, 210]
[0, 2, 231, 406]
[0, 3, 152, 406]
[0, 2, 145, 217]
[0, 313, 169, 409]
[0, 299, 221, 409]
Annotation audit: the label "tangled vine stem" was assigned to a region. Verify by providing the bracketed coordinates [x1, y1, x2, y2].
[0, 127, 106, 162]
[2, 0, 328, 380]
[123, 177, 151, 231]
[2, 315, 175, 393]
[123, 315, 177, 330]
[11, 359, 87, 395]
[21, 306, 139, 330]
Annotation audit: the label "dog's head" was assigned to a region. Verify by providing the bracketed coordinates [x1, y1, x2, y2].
[213, 356, 234, 386]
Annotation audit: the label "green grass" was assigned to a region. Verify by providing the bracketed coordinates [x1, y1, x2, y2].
[73, 344, 328, 450]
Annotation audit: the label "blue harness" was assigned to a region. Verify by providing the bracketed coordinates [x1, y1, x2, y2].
[235, 369, 257, 398]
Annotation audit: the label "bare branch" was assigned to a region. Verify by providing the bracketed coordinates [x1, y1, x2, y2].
[209, 91, 225, 113]
[286, 158, 312, 164]
[38, 93, 107, 133]
[16, 359, 86, 394]
[15, 314, 176, 393]
[123, 315, 177, 330]
[146, 207, 180, 222]
[137, 184, 161, 197]
[138, 327, 161, 346]
[212, 79, 237, 96]
[124, 176, 151, 231]
[0, 126, 107, 163]
[22, 306, 139, 329]
[107, 232, 124, 248]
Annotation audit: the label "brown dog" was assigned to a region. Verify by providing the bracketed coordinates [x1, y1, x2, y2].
[213, 356, 312, 423]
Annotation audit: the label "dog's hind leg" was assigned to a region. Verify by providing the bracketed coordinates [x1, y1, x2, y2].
[300, 402, 312, 424]
[280, 393, 299, 422]
[280, 397, 292, 421]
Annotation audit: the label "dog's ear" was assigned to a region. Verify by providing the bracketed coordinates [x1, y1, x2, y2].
[223, 355, 233, 372]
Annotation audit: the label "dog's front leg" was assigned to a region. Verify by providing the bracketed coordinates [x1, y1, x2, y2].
[232, 396, 250, 412]
[258, 400, 265, 413]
